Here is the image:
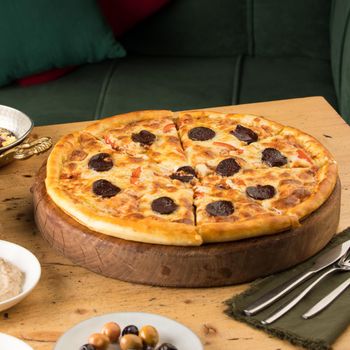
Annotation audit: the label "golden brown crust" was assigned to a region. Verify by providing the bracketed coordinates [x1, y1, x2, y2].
[285, 162, 338, 219]
[85, 110, 174, 136]
[46, 109, 338, 245]
[198, 215, 296, 243]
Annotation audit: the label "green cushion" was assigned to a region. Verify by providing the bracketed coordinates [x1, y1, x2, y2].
[0, 0, 125, 87]
[98, 55, 242, 117]
[330, 0, 350, 123]
[0, 55, 338, 126]
[252, 0, 331, 59]
[0, 60, 116, 125]
[121, 0, 247, 56]
[238, 56, 337, 108]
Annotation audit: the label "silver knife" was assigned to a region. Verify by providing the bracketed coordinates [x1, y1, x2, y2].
[302, 276, 350, 319]
[243, 239, 350, 316]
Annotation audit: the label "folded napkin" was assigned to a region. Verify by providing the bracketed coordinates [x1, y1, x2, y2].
[226, 228, 350, 350]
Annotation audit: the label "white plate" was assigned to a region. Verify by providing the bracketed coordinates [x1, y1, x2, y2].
[55, 312, 203, 350]
[0, 240, 41, 312]
[0, 333, 33, 350]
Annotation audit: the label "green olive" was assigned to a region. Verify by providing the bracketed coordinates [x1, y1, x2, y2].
[140, 325, 159, 347]
[101, 322, 121, 343]
[120, 334, 143, 350]
[88, 333, 109, 350]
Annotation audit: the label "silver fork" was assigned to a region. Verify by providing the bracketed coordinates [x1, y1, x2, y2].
[261, 250, 350, 325]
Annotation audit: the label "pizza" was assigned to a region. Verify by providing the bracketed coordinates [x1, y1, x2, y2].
[45, 110, 337, 246]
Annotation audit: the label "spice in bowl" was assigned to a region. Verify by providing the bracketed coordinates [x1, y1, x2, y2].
[0, 128, 17, 148]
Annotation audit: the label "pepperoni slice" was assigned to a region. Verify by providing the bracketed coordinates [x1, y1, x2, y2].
[151, 197, 178, 215]
[231, 124, 258, 144]
[92, 179, 120, 198]
[216, 158, 241, 177]
[206, 200, 234, 217]
[188, 127, 215, 141]
[262, 148, 288, 167]
[246, 185, 276, 200]
[131, 130, 156, 146]
[170, 166, 196, 183]
[88, 153, 113, 172]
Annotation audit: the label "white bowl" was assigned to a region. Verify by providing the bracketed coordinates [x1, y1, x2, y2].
[0, 105, 33, 153]
[0, 333, 33, 350]
[55, 312, 203, 350]
[0, 240, 41, 312]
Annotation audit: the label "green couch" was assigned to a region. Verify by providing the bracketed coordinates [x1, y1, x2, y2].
[0, 0, 349, 125]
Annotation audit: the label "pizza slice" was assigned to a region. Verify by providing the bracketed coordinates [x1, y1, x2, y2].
[176, 110, 283, 177]
[243, 127, 336, 169]
[47, 172, 201, 246]
[222, 165, 337, 220]
[86, 110, 188, 173]
[194, 176, 294, 243]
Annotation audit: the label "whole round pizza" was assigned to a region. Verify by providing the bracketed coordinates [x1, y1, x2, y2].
[45, 110, 337, 246]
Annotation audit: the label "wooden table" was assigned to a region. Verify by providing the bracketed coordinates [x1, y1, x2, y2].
[0, 97, 349, 350]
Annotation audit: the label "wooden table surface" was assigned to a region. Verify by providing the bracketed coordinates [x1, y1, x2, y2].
[0, 97, 349, 350]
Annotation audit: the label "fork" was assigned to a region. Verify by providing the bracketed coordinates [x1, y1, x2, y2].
[261, 250, 350, 325]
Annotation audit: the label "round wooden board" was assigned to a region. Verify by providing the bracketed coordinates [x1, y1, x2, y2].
[33, 165, 341, 288]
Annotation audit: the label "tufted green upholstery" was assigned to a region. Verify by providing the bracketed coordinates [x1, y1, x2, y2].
[331, 0, 350, 122]
[0, 0, 348, 125]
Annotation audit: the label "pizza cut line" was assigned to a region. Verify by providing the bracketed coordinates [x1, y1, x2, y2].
[45, 110, 338, 246]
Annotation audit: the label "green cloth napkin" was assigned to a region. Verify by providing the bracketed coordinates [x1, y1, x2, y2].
[226, 228, 350, 350]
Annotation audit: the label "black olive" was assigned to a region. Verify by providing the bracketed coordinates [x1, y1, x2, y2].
[122, 325, 139, 336]
[79, 344, 96, 350]
[156, 343, 178, 350]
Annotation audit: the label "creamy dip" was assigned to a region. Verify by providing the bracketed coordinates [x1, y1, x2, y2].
[0, 258, 24, 302]
[0, 127, 17, 148]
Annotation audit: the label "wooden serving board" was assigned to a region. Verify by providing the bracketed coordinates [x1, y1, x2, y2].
[33, 165, 341, 288]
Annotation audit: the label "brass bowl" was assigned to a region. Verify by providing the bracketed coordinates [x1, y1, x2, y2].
[0, 105, 52, 167]
[0, 105, 34, 153]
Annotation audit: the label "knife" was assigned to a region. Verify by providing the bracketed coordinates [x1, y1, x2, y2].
[302, 276, 350, 319]
[243, 239, 350, 316]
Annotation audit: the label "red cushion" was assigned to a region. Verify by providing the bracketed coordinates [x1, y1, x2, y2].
[18, 66, 76, 87]
[98, 0, 169, 37]
[17, 0, 169, 87]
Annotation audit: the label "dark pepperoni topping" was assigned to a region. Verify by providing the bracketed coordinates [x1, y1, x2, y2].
[188, 127, 216, 141]
[216, 158, 241, 177]
[88, 153, 113, 172]
[206, 200, 234, 217]
[151, 196, 178, 215]
[131, 130, 156, 146]
[92, 179, 120, 198]
[231, 124, 258, 144]
[170, 166, 196, 183]
[246, 185, 276, 200]
[262, 148, 288, 167]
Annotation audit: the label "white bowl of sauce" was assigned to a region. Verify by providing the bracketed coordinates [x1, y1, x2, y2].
[0, 240, 41, 312]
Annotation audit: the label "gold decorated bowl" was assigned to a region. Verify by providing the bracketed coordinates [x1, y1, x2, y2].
[0, 105, 33, 152]
[0, 105, 52, 167]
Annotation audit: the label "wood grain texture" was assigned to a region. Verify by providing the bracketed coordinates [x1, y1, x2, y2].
[0, 97, 350, 350]
[33, 165, 341, 287]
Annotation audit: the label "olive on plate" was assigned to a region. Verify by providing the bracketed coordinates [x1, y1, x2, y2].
[120, 334, 143, 350]
[88, 333, 110, 350]
[101, 321, 121, 343]
[79, 344, 96, 350]
[156, 343, 178, 350]
[140, 325, 159, 347]
[122, 324, 139, 336]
